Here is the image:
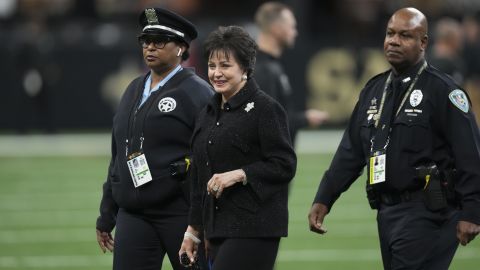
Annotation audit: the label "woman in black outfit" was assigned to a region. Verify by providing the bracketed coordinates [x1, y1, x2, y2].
[179, 25, 297, 270]
[95, 7, 212, 270]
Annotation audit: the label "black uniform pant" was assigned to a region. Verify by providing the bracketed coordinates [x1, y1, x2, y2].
[113, 208, 206, 270]
[377, 201, 459, 270]
[208, 237, 280, 270]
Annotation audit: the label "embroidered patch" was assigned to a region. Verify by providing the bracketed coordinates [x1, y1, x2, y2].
[245, 102, 254, 112]
[158, 97, 176, 112]
[409, 89, 423, 107]
[449, 89, 469, 113]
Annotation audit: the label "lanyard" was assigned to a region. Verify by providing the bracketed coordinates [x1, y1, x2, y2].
[374, 61, 427, 128]
[125, 84, 164, 158]
[371, 61, 427, 152]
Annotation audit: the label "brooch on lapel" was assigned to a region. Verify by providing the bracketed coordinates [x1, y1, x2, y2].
[245, 102, 254, 112]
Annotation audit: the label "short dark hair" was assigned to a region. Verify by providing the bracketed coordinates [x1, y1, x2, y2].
[204, 26, 257, 77]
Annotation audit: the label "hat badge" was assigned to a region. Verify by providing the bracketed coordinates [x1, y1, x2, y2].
[145, 8, 159, 24]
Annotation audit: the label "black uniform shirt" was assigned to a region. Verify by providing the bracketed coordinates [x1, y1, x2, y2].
[254, 50, 308, 142]
[96, 68, 213, 232]
[188, 79, 297, 238]
[314, 60, 480, 224]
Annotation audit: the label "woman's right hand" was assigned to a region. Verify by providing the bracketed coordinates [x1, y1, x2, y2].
[178, 226, 200, 265]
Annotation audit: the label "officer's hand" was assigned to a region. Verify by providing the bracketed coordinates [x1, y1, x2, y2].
[308, 203, 329, 234]
[96, 229, 114, 253]
[456, 221, 480, 246]
[207, 169, 246, 199]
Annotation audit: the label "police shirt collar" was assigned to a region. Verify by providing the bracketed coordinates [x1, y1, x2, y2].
[392, 59, 426, 84]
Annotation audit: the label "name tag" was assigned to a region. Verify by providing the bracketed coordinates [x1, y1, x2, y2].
[369, 152, 386, 185]
[127, 152, 153, 187]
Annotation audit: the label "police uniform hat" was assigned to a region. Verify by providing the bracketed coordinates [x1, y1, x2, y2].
[139, 7, 198, 46]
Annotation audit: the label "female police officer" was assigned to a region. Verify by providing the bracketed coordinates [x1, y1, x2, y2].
[179, 26, 297, 270]
[95, 7, 213, 270]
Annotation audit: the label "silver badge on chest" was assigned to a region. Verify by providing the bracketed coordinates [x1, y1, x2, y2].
[158, 97, 176, 112]
[409, 89, 423, 107]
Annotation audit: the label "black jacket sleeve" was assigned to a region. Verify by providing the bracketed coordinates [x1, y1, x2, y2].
[188, 158, 203, 227]
[439, 88, 480, 224]
[313, 93, 367, 210]
[242, 101, 297, 202]
[96, 131, 119, 232]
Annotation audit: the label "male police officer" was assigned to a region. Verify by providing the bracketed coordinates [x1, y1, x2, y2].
[308, 7, 480, 269]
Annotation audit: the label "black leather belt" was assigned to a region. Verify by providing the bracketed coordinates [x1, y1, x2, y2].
[380, 189, 424, 205]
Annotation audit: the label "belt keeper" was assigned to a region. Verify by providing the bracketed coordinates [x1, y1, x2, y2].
[184, 231, 201, 244]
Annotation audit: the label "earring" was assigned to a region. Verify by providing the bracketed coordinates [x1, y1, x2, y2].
[242, 74, 247, 81]
[177, 48, 182, 57]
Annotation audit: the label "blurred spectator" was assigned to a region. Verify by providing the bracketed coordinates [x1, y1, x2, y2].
[2, 0, 480, 131]
[462, 12, 480, 125]
[429, 17, 465, 84]
[254, 2, 329, 145]
[12, 12, 58, 133]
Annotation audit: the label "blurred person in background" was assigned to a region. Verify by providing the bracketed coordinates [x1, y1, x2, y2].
[463, 11, 480, 126]
[12, 6, 57, 133]
[179, 25, 296, 270]
[95, 7, 213, 270]
[253, 2, 329, 145]
[309, 7, 480, 270]
[429, 17, 465, 84]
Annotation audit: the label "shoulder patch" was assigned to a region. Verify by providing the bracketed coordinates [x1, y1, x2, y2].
[449, 89, 469, 113]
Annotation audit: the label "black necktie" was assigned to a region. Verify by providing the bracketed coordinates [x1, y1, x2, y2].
[372, 78, 402, 154]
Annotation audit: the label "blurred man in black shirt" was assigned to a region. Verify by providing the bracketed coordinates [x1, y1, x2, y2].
[254, 2, 329, 145]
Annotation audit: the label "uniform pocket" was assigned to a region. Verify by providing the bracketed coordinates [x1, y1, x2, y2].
[360, 119, 375, 155]
[393, 116, 429, 153]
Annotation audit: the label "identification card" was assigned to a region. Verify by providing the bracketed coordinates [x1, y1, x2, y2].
[369, 153, 386, 185]
[127, 152, 153, 187]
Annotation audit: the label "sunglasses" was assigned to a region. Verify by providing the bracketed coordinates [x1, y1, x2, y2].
[137, 34, 178, 49]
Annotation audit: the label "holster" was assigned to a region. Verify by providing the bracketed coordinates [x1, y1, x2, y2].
[170, 158, 191, 181]
[170, 157, 192, 203]
[416, 164, 452, 211]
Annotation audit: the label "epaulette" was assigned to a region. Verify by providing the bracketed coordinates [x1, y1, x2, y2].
[363, 69, 391, 88]
[424, 65, 461, 90]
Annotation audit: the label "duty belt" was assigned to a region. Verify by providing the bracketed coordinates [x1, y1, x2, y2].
[379, 189, 424, 205]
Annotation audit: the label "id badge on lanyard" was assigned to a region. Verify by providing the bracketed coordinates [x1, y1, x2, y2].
[369, 151, 386, 185]
[126, 136, 152, 187]
[368, 62, 427, 185]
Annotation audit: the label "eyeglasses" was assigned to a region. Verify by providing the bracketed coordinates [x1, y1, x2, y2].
[137, 35, 176, 49]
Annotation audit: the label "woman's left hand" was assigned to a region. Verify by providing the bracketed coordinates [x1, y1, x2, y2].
[207, 169, 246, 198]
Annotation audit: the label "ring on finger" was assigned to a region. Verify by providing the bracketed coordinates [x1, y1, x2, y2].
[212, 185, 219, 192]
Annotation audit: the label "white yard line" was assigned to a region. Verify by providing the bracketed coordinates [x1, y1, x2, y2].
[0, 134, 110, 157]
[0, 130, 343, 156]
